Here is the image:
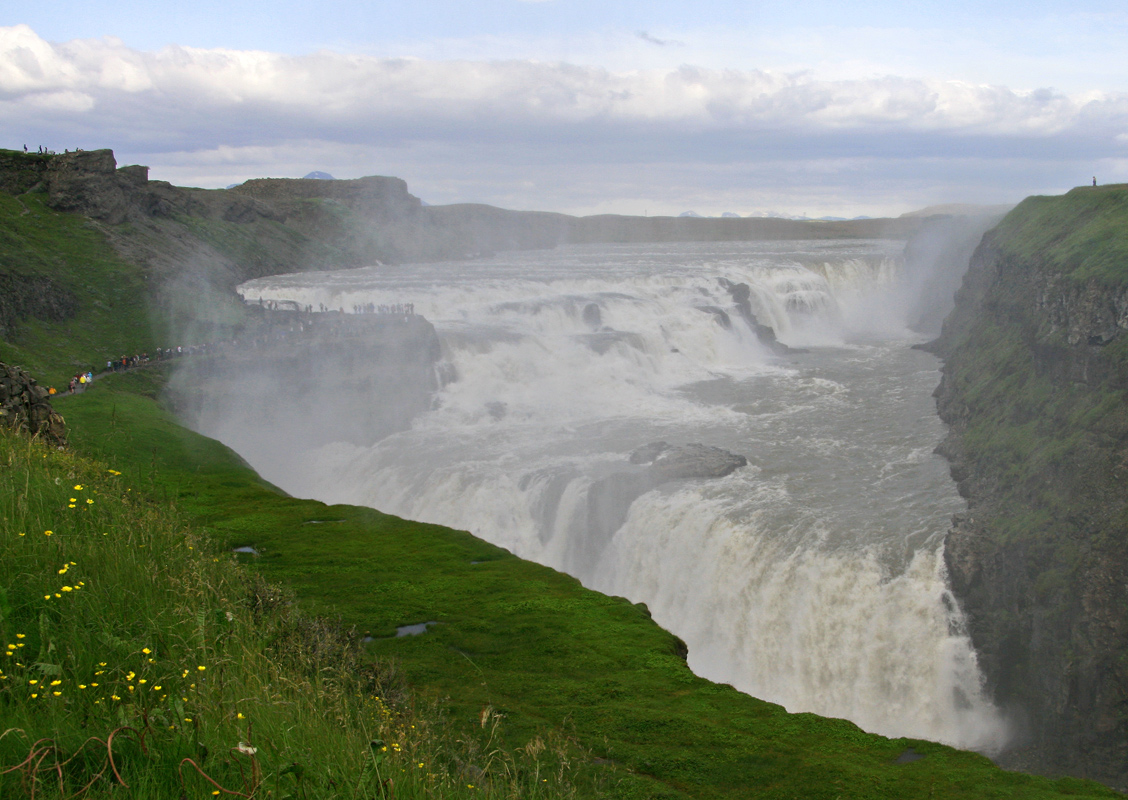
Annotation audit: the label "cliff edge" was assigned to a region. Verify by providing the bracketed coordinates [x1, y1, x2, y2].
[928, 184, 1128, 785]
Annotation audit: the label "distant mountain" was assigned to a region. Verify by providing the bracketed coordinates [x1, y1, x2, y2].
[744, 210, 809, 221]
[678, 210, 701, 217]
[302, 171, 336, 180]
[900, 202, 1014, 218]
[721, 212, 741, 218]
[225, 183, 242, 190]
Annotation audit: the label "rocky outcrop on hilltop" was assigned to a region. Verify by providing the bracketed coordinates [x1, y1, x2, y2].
[926, 185, 1128, 786]
[0, 362, 65, 445]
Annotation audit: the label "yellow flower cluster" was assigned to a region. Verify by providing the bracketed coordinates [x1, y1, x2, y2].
[42, 561, 86, 600]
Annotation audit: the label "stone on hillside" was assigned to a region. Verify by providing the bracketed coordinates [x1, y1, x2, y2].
[0, 362, 66, 446]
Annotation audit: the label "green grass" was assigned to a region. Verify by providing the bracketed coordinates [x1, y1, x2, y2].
[0, 425, 583, 799]
[46, 370, 1123, 800]
[0, 192, 160, 387]
[990, 184, 1128, 286]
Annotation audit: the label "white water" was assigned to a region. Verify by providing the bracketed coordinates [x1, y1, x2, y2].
[230, 240, 1008, 752]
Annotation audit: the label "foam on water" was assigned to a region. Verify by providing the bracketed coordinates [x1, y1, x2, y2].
[229, 240, 1009, 752]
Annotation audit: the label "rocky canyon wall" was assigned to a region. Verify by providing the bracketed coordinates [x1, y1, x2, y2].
[928, 185, 1128, 786]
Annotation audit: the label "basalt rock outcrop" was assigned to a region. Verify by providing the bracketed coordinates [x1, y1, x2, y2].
[719, 279, 798, 354]
[629, 440, 748, 480]
[926, 185, 1128, 786]
[0, 362, 66, 445]
[168, 312, 442, 469]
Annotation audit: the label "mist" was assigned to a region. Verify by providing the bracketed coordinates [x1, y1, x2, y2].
[167, 214, 1012, 753]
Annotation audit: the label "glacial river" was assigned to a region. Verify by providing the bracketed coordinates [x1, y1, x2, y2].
[226, 240, 1007, 751]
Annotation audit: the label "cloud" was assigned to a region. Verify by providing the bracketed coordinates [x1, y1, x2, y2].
[1, 24, 1123, 213]
[636, 31, 683, 47]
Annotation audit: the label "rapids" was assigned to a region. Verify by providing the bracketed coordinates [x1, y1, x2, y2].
[228, 239, 1008, 751]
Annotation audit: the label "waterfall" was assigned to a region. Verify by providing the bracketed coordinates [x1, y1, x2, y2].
[213, 239, 1008, 752]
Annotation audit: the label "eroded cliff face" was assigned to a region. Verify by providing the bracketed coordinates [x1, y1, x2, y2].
[928, 186, 1128, 786]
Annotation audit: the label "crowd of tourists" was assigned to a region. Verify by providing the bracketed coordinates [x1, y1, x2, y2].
[241, 295, 415, 317]
[63, 371, 94, 394]
[349, 302, 414, 315]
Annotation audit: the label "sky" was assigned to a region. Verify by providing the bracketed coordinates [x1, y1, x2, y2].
[4, 1, 1128, 217]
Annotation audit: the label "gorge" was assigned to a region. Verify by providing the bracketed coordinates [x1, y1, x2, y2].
[2, 148, 1126, 792]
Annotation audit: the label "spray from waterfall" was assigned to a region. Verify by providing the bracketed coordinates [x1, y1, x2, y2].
[179, 238, 1008, 753]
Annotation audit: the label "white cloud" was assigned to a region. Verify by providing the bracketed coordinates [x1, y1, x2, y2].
[0, 24, 1123, 214]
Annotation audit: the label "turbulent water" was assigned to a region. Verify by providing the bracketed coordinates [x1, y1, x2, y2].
[232, 240, 1008, 752]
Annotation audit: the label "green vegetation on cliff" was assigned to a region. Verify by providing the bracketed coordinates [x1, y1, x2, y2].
[932, 184, 1128, 785]
[986, 185, 1128, 285]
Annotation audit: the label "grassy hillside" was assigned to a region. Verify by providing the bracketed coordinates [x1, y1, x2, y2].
[1, 171, 1123, 797]
[0, 421, 580, 799]
[0, 191, 156, 386]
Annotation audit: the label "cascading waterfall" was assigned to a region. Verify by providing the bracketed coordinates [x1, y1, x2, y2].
[221, 239, 1008, 753]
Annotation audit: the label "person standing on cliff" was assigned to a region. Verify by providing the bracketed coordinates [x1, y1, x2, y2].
[1093, 177, 1097, 186]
